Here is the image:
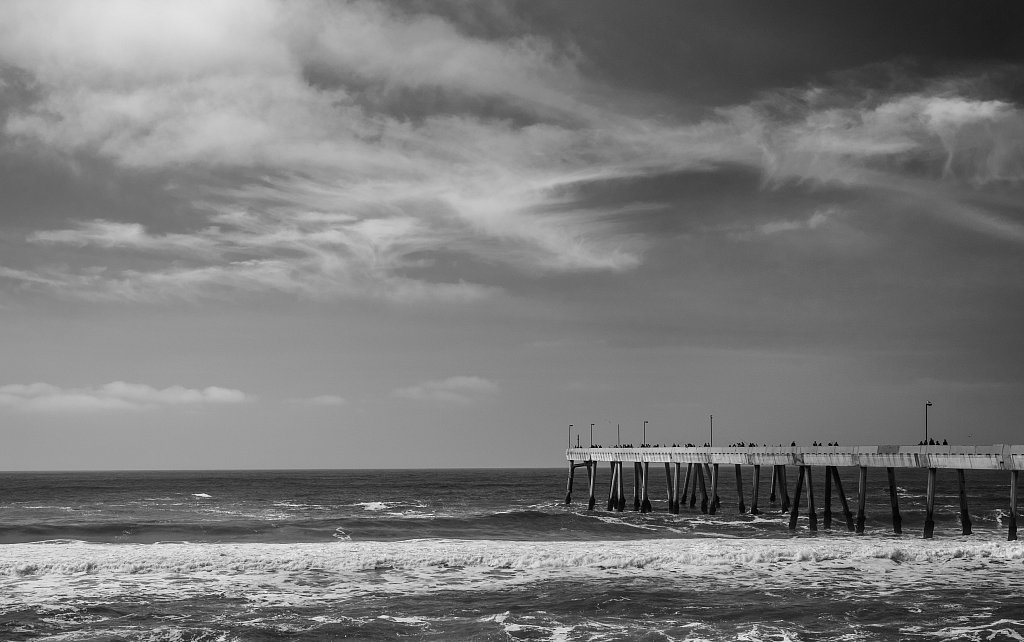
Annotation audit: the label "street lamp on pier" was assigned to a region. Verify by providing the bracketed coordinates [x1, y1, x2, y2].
[568, 424, 573, 449]
[925, 402, 932, 444]
[643, 420, 648, 446]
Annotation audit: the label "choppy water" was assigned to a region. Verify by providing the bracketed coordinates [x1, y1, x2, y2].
[0, 467, 1021, 640]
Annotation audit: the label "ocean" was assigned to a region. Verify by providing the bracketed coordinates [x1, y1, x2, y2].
[0, 467, 1021, 641]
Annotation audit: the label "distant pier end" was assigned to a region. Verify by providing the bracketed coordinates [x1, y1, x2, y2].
[563, 445, 1023, 541]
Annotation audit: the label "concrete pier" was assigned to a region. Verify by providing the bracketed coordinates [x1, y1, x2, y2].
[565, 444, 1024, 540]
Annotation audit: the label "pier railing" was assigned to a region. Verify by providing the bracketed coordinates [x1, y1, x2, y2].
[563, 445, 1022, 541]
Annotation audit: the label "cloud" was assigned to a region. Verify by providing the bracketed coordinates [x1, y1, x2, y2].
[287, 394, 348, 406]
[1, 3, 1022, 305]
[392, 375, 498, 405]
[0, 381, 251, 412]
[0, 0, 739, 302]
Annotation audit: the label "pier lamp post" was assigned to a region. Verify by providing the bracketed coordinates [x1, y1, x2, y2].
[590, 423, 594, 447]
[568, 424, 572, 449]
[643, 420, 648, 446]
[617, 423, 620, 446]
[925, 402, 932, 444]
[710, 415, 713, 447]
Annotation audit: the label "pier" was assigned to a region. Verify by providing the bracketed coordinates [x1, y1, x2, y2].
[564, 445, 1023, 540]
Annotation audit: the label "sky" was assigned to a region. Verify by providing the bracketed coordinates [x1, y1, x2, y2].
[1, 1, 1022, 470]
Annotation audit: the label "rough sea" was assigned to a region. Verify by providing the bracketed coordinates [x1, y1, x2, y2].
[0, 467, 1021, 641]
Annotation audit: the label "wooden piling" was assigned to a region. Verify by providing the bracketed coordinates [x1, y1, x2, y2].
[709, 464, 720, 515]
[665, 463, 673, 512]
[887, 467, 902, 535]
[641, 462, 652, 513]
[587, 462, 597, 510]
[788, 465, 806, 530]
[565, 460, 575, 505]
[616, 462, 626, 511]
[957, 469, 972, 535]
[769, 465, 778, 503]
[683, 463, 695, 509]
[1009, 470, 1019, 542]
[823, 465, 833, 530]
[806, 466, 818, 531]
[735, 464, 746, 514]
[633, 463, 641, 512]
[831, 466, 855, 531]
[750, 464, 761, 515]
[607, 462, 618, 511]
[856, 466, 867, 534]
[688, 463, 698, 508]
[696, 463, 709, 513]
[780, 465, 791, 513]
[924, 467, 937, 539]
[672, 463, 681, 514]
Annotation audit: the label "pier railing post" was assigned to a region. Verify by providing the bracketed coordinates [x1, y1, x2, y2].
[924, 467, 937, 539]
[887, 467, 902, 535]
[856, 466, 868, 534]
[956, 469, 972, 535]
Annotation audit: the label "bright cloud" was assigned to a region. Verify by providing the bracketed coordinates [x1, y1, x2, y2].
[0, 381, 251, 412]
[392, 376, 498, 405]
[0, 2, 1022, 304]
[287, 395, 348, 407]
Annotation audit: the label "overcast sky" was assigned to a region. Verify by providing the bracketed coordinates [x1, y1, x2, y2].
[1, 1, 1022, 470]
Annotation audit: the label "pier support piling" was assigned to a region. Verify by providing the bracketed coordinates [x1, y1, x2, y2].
[751, 464, 761, 515]
[587, 462, 596, 511]
[709, 464, 720, 515]
[565, 461, 575, 505]
[824, 466, 834, 530]
[1009, 470, 1019, 541]
[607, 462, 618, 511]
[640, 462, 652, 513]
[633, 463, 641, 512]
[806, 466, 818, 532]
[832, 466, 855, 531]
[887, 467, 902, 535]
[617, 462, 626, 511]
[924, 467, 937, 539]
[671, 463, 681, 514]
[788, 465, 806, 530]
[856, 466, 868, 534]
[957, 469, 972, 535]
[780, 465, 791, 514]
[735, 464, 746, 514]
[684, 463, 695, 509]
[769, 465, 778, 504]
[696, 464, 709, 514]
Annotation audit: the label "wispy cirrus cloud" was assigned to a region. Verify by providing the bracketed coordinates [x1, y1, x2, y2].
[392, 376, 498, 405]
[0, 381, 251, 413]
[0, 1, 1022, 306]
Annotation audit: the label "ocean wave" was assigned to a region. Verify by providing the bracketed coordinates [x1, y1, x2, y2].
[1, 538, 1020, 578]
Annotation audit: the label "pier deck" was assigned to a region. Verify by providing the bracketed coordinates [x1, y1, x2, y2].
[566, 444, 1024, 469]
[563, 444, 1023, 540]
